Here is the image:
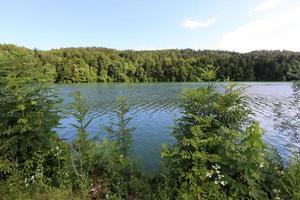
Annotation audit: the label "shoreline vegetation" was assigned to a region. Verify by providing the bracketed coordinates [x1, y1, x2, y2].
[1, 44, 300, 83]
[1, 48, 300, 199]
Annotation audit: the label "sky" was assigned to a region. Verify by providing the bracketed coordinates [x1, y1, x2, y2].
[0, 0, 299, 52]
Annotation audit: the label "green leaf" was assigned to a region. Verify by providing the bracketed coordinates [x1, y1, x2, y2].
[17, 104, 26, 111]
[17, 117, 28, 124]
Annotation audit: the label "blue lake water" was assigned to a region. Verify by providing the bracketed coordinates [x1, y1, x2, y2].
[55, 82, 295, 173]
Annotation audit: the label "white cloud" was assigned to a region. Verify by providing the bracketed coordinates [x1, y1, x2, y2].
[255, 0, 282, 12]
[219, 1, 300, 52]
[182, 18, 216, 29]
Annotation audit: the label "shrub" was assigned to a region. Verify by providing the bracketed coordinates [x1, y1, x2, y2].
[0, 47, 63, 194]
[159, 67, 270, 199]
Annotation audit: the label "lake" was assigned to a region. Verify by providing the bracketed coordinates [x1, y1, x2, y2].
[55, 82, 295, 173]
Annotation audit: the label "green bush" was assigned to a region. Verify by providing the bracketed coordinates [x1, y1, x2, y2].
[0, 48, 63, 195]
[67, 92, 150, 199]
[279, 154, 300, 199]
[157, 66, 271, 199]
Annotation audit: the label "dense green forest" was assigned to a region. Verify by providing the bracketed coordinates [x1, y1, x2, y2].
[1, 44, 300, 83]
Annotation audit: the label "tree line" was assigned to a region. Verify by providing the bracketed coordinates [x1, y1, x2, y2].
[1, 44, 300, 83]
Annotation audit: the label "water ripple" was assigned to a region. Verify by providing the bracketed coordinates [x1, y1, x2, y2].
[55, 82, 296, 172]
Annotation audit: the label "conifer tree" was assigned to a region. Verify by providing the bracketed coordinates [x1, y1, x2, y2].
[106, 97, 134, 159]
[161, 66, 268, 199]
[106, 97, 133, 180]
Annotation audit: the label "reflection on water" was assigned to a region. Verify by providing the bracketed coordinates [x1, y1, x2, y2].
[55, 82, 294, 173]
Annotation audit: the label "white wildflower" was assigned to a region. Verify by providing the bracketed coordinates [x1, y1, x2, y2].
[206, 172, 212, 178]
[220, 181, 226, 186]
[212, 164, 220, 169]
[259, 163, 264, 168]
[279, 171, 284, 175]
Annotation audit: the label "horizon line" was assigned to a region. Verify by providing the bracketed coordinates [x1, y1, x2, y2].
[1, 43, 299, 54]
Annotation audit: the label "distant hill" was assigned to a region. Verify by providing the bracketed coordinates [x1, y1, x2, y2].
[1, 44, 299, 83]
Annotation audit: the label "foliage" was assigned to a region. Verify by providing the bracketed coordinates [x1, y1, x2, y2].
[159, 67, 271, 199]
[0, 46, 73, 200]
[105, 96, 150, 199]
[273, 76, 300, 200]
[67, 92, 150, 199]
[1, 44, 300, 83]
[106, 96, 135, 158]
[66, 91, 97, 198]
[2, 51, 300, 199]
[278, 154, 300, 199]
[0, 47, 64, 195]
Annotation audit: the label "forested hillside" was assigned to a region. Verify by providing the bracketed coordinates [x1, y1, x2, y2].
[1, 44, 299, 83]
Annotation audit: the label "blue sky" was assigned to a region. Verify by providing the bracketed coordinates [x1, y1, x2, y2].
[0, 0, 299, 52]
